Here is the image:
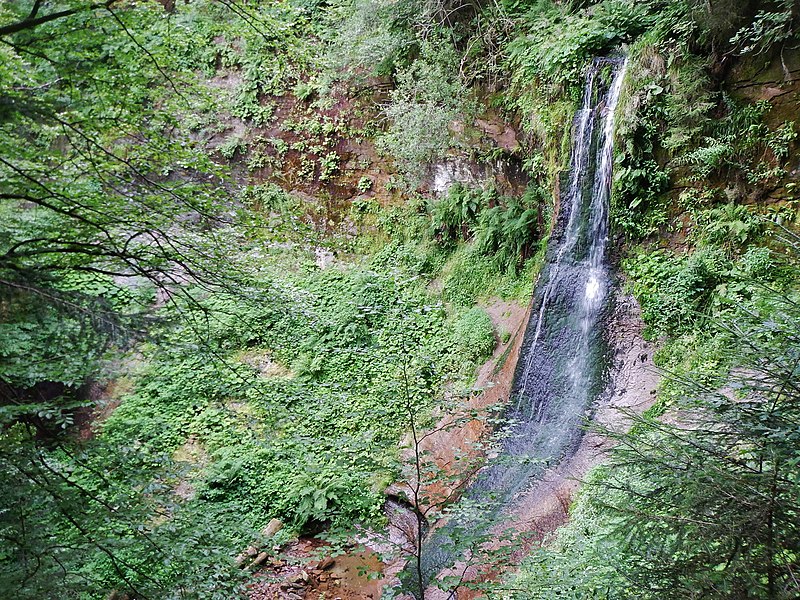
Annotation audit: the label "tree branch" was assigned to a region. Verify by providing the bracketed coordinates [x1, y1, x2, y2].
[0, 1, 118, 37]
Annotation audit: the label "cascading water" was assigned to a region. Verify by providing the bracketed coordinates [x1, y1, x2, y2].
[405, 58, 627, 597]
[509, 56, 626, 456]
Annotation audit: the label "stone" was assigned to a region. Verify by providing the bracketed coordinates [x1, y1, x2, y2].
[251, 552, 269, 568]
[287, 583, 304, 591]
[235, 545, 260, 568]
[287, 570, 309, 584]
[287, 572, 304, 584]
[261, 518, 283, 538]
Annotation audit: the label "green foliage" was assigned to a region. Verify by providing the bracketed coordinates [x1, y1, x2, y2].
[430, 183, 546, 277]
[692, 203, 762, 248]
[0, 239, 507, 598]
[379, 39, 471, 180]
[625, 248, 731, 336]
[97, 258, 500, 534]
[218, 134, 248, 160]
[507, 1, 652, 86]
[357, 176, 373, 193]
[0, 0, 246, 409]
[673, 98, 796, 183]
[6, 0, 797, 597]
[430, 184, 487, 243]
[729, 0, 797, 56]
[611, 44, 675, 237]
[0, 289, 113, 389]
[442, 244, 537, 306]
[0, 1, 419, 597]
[452, 307, 495, 363]
[475, 186, 545, 272]
[329, 0, 418, 77]
[603, 7, 798, 240]
[0, 422, 252, 599]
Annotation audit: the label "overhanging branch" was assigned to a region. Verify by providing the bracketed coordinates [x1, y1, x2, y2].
[0, 0, 118, 37]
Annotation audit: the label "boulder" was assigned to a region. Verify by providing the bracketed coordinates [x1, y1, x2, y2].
[251, 552, 269, 568]
[234, 546, 258, 568]
[261, 518, 283, 538]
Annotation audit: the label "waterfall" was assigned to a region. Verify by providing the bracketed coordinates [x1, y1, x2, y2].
[511, 56, 626, 443]
[404, 58, 628, 597]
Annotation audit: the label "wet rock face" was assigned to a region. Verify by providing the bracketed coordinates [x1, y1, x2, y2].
[428, 155, 528, 198]
[728, 47, 800, 206]
[431, 159, 479, 196]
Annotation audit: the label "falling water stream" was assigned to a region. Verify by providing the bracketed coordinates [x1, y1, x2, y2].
[406, 58, 628, 597]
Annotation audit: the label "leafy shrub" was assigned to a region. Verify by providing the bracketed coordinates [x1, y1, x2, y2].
[357, 176, 373, 193]
[218, 134, 247, 160]
[430, 184, 487, 244]
[371, 241, 445, 278]
[507, 0, 652, 87]
[452, 307, 495, 363]
[625, 247, 731, 337]
[330, 0, 418, 77]
[739, 246, 773, 279]
[198, 453, 245, 501]
[693, 203, 762, 249]
[442, 247, 497, 306]
[475, 186, 545, 272]
[729, 1, 797, 56]
[612, 42, 795, 239]
[379, 40, 470, 180]
[442, 242, 537, 306]
[231, 81, 275, 126]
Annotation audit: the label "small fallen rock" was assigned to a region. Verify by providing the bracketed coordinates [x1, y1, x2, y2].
[250, 552, 269, 568]
[281, 583, 304, 592]
[261, 518, 283, 538]
[287, 570, 309, 584]
[235, 545, 260, 568]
